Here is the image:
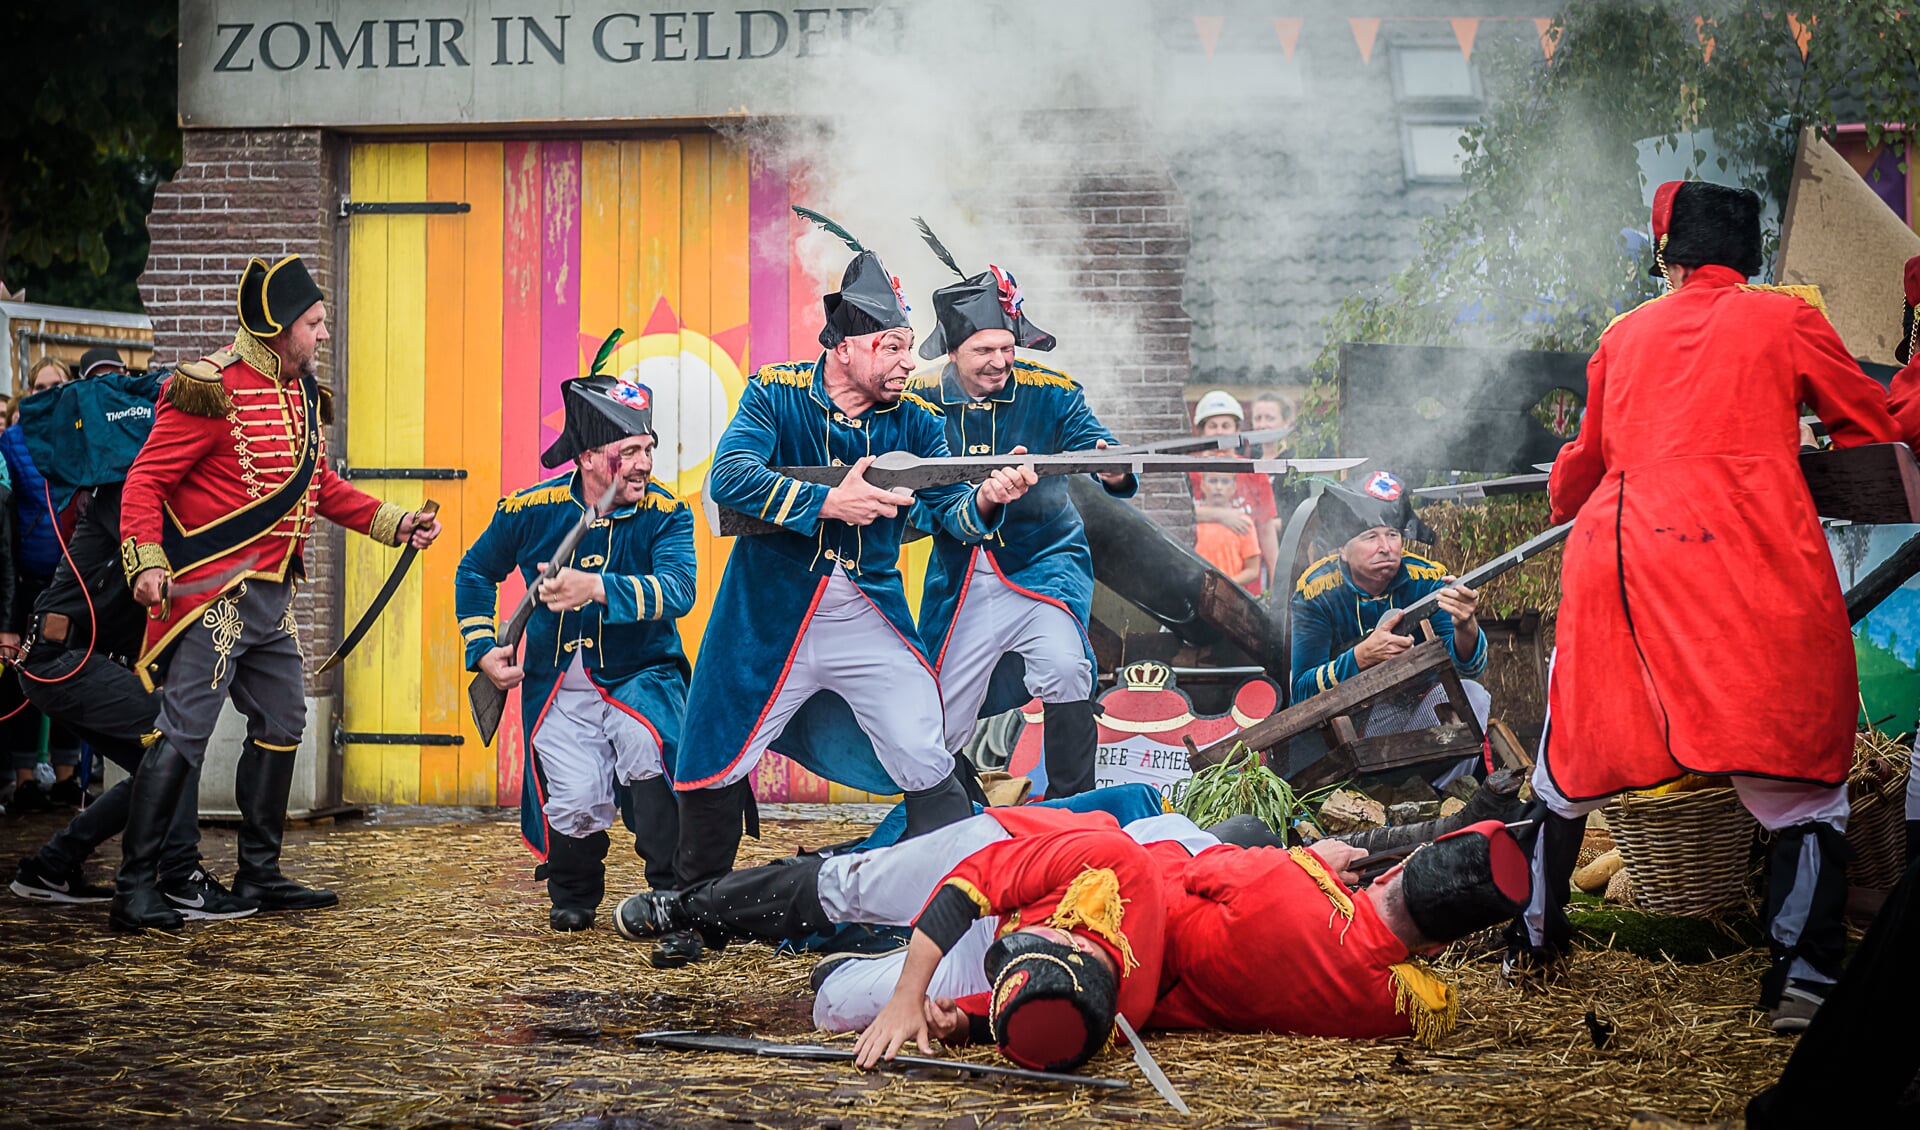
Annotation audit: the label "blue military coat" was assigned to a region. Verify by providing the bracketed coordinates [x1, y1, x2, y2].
[910, 359, 1135, 720]
[454, 473, 696, 857]
[1287, 551, 1487, 704]
[676, 356, 1000, 794]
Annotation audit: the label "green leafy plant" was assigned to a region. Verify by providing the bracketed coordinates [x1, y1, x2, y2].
[1173, 743, 1339, 838]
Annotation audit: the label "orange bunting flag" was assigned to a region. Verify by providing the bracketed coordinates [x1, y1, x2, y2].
[1696, 16, 1716, 64]
[1450, 17, 1480, 61]
[1534, 17, 1562, 61]
[1788, 13, 1816, 60]
[1194, 15, 1225, 59]
[1274, 16, 1303, 62]
[1350, 17, 1382, 64]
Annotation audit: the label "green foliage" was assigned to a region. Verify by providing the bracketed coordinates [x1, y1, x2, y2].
[1415, 497, 1564, 619]
[1173, 743, 1338, 837]
[0, 5, 180, 292]
[1569, 901, 1764, 964]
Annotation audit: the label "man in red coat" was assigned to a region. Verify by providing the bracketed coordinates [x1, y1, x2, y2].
[111, 256, 440, 931]
[1518, 181, 1900, 1031]
[1881, 256, 1920, 869]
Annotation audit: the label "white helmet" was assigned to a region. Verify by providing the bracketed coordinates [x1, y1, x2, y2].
[1193, 390, 1244, 427]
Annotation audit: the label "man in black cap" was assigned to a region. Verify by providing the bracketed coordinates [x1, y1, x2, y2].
[76, 346, 129, 380]
[455, 335, 696, 931]
[905, 222, 1135, 800]
[647, 209, 1036, 968]
[115, 254, 441, 931]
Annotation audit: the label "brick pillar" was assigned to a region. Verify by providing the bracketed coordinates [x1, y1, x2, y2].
[986, 110, 1196, 538]
[137, 128, 345, 693]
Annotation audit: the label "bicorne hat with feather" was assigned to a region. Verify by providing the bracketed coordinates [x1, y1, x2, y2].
[797, 207, 914, 349]
[541, 330, 656, 469]
[913, 217, 1057, 360]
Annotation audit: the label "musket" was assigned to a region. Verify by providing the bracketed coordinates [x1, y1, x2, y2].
[1387, 521, 1573, 638]
[1110, 426, 1295, 457]
[704, 450, 1366, 537]
[634, 1029, 1131, 1090]
[467, 479, 620, 746]
[1411, 474, 1549, 503]
[1346, 818, 1537, 883]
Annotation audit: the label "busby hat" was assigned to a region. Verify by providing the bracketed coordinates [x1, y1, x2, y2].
[540, 330, 656, 469]
[796, 207, 913, 349]
[1898, 255, 1920, 366]
[982, 932, 1118, 1072]
[237, 255, 325, 339]
[1400, 819, 1532, 944]
[913, 218, 1056, 359]
[1315, 473, 1433, 551]
[1648, 181, 1764, 280]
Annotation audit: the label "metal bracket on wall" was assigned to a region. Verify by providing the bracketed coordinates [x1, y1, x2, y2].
[335, 727, 464, 747]
[338, 466, 468, 481]
[339, 197, 471, 217]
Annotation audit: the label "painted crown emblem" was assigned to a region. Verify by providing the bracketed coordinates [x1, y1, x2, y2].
[1120, 661, 1172, 691]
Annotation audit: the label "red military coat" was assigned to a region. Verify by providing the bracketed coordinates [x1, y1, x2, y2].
[121, 335, 406, 682]
[1546, 266, 1899, 800]
[1148, 843, 1455, 1044]
[1888, 358, 1920, 442]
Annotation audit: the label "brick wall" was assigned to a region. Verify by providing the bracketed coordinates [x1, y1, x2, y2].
[136, 128, 345, 695]
[987, 110, 1196, 536]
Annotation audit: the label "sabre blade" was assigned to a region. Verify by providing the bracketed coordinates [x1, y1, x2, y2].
[1115, 1015, 1189, 1114]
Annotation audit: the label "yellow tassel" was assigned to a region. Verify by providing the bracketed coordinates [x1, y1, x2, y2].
[898, 391, 943, 416]
[499, 484, 572, 514]
[755, 362, 813, 387]
[1739, 282, 1829, 318]
[1046, 867, 1137, 973]
[1288, 847, 1356, 927]
[165, 367, 234, 418]
[1013, 361, 1079, 391]
[1390, 962, 1459, 1048]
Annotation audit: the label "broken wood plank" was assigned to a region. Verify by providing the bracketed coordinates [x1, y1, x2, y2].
[1844, 528, 1920, 624]
[1191, 640, 1453, 769]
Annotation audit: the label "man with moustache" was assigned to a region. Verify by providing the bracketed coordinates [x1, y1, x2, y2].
[639, 210, 1037, 968]
[905, 225, 1135, 800]
[114, 255, 441, 931]
[456, 350, 696, 931]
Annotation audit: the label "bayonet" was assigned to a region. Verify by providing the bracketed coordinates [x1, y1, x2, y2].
[1412, 474, 1549, 503]
[634, 1029, 1130, 1090]
[1390, 522, 1573, 633]
[1114, 1015, 1189, 1114]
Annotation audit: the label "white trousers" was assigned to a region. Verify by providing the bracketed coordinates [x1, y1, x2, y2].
[936, 551, 1094, 754]
[534, 657, 665, 838]
[716, 567, 952, 793]
[810, 811, 1218, 1031]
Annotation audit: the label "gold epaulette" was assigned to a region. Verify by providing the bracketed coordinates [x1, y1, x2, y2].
[317, 385, 335, 426]
[1046, 867, 1138, 973]
[1739, 282, 1830, 319]
[1295, 553, 1343, 600]
[755, 362, 813, 387]
[1013, 360, 1079, 391]
[498, 482, 572, 514]
[1390, 962, 1459, 1048]
[166, 356, 235, 418]
[1287, 846, 1356, 927]
[1402, 553, 1448, 582]
[641, 491, 683, 513]
[899, 391, 943, 416]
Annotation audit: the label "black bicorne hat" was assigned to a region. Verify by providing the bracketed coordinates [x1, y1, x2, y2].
[796, 207, 913, 349]
[1401, 819, 1533, 944]
[237, 255, 325, 338]
[1648, 181, 1764, 280]
[1898, 255, 1920, 366]
[913, 217, 1056, 360]
[982, 932, 1118, 1072]
[1315, 473, 1433, 551]
[540, 330, 656, 469]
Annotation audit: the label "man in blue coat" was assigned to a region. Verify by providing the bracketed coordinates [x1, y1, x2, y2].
[456, 363, 697, 932]
[906, 231, 1135, 798]
[654, 213, 1036, 968]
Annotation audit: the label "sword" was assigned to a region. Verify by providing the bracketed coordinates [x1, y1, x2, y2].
[1114, 1015, 1189, 1114]
[317, 500, 440, 674]
[148, 549, 278, 622]
[1110, 427, 1296, 457]
[706, 451, 1366, 537]
[634, 1029, 1131, 1090]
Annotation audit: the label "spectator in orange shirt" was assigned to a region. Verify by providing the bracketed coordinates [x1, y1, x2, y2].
[1193, 465, 1260, 587]
[1188, 390, 1279, 592]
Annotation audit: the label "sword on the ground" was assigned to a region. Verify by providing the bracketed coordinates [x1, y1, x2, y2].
[704, 451, 1367, 537]
[1114, 1014, 1190, 1114]
[467, 480, 619, 746]
[318, 500, 440, 674]
[633, 1029, 1131, 1090]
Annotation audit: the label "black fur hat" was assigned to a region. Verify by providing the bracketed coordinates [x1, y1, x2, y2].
[1401, 820, 1532, 944]
[1649, 180, 1764, 280]
[982, 932, 1117, 1072]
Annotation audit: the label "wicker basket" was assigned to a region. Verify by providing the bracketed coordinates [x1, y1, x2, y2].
[1603, 787, 1757, 917]
[1847, 768, 1910, 892]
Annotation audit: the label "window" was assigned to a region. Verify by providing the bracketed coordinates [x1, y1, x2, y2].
[1393, 46, 1480, 102]
[1403, 121, 1470, 181]
[1391, 44, 1482, 184]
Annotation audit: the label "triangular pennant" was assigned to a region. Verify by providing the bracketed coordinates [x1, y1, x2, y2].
[1534, 17, 1562, 61]
[1695, 16, 1716, 64]
[642, 295, 678, 336]
[1194, 15, 1224, 59]
[1274, 17, 1303, 62]
[1787, 13, 1816, 60]
[1350, 17, 1381, 64]
[1449, 17, 1480, 61]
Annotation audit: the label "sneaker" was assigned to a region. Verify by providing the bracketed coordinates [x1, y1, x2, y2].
[46, 776, 84, 808]
[10, 856, 113, 904]
[162, 869, 260, 921]
[1767, 981, 1827, 1034]
[809, 948, 906, 994]
[615, 891, 686, 940]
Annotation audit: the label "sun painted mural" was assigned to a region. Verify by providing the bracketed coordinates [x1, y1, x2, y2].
[338, 136, 923, 808]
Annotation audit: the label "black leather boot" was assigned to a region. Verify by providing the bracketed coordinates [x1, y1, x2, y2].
[1759, 822, 1851, 1023]
[629, 775, 682, 892]
[902, 769, 974, 839]
[544, 829, 609, 931]
[658, 778, 758, 968]
[230, 740, 338, 910]
[110, 738, 195, 933]
[1042, 699, 1099, 799]
[1501, 807, 1586, 975]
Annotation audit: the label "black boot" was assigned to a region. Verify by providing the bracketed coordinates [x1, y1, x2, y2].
[902, 769, 974, 839]
[1042, 699, 1099, 799]
[543, 829, 609, 931]
[1907, 820, 1920, 869]
[1760, 822, 1851, 1026]
[1207, 813, 1285, 849]
[630, 775, 682, 892]
[230, 740, 337, 911]
[110, 738, 195, 932]
[658, 779, 758, 967]
[1501, 807, 1587, 975]
[681, 855, 833, 943]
